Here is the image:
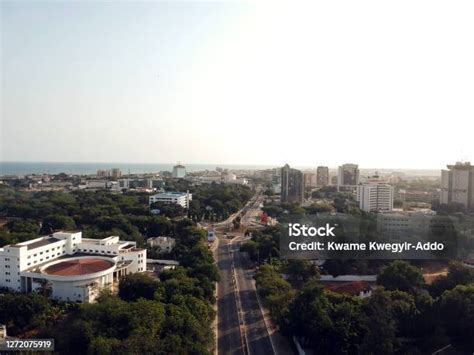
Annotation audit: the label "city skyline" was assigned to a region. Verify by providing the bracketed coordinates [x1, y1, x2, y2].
[2, 1, 474, 168]
[0, 159, 467, 175]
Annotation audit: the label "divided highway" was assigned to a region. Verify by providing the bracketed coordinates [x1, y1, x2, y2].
[215, 191, 276, 355]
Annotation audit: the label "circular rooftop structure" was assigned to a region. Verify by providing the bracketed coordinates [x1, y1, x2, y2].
[43, 257, 115, 276]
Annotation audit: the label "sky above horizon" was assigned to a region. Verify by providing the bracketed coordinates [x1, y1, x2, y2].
[1, 1, 473, 169]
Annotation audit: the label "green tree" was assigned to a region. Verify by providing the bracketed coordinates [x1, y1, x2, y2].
[437, 283, 474, 344]
[360, 289, 398, 355]
[0, 293, 56, 335]
[118, 273, 163, 301]
[429, 262, 474, 298]
[285, 259, 320, 284]
[40, 215, 77, 234]
[377, 260, 425, 292]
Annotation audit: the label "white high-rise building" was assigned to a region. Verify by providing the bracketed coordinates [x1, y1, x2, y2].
[357, 179, 394, 212]
[172, 164, 186, 179]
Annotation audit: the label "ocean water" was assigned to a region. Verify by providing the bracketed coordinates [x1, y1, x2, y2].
[0, 162, 441, 177]
[0, 161, 275, 176]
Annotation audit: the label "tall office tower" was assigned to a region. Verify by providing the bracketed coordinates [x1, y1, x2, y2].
[281, 164, 304, 204]
[356, 178, 394, 212]
[304, 172, 317, 188]
[440, 162, 474, 211]
[172, 164, 187, 179]
[338, 164, 359, 188]
[316, 166, 329, 187]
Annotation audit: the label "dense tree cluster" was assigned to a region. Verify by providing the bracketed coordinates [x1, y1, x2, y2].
[0, 184, 221, 354]
[0, 182, 252, 247]
[2, 221, 220, 354]
[0, 293, 68, 335]
[240, 226, 281, 263]
[253, 259, 474, 354]
[183, 182, 253, 221]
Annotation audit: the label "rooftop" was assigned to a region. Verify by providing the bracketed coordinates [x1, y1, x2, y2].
[325, 281, 372, 295]
[151, 191, 188, 197]
[11, 236, 60, 250]
[43, 258, 114, 276]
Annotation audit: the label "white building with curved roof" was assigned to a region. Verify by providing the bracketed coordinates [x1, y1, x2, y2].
[0, 232, 146, 303]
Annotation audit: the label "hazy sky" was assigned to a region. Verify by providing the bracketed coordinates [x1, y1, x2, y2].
[1, 1, 473, 169]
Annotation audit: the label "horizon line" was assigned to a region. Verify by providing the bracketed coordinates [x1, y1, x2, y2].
[0, 160, 451, 171]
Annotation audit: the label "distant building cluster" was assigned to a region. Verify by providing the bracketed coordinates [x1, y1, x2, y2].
[185, 169, 248, 185]
[78, 177, 165, 192]
[97, 168, 122, 179]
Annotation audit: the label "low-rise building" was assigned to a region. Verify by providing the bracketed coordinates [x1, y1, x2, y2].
[146, 237, 176, 252]
[0, 232, 146, 303]
[397, 189, 440, 204]
[376, 210, 436, 238]
[221, 172, 248, 185]
[149, 191, 192, 208]
[324, 281, 373, 298]
[118, 178, 165, 191]
[78, 180, 117, 190]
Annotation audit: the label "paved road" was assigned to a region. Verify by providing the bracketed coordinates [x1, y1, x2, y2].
[216, 190, 275, 355]
[217, 236, 245, 355]
[231, 239, 275, 355]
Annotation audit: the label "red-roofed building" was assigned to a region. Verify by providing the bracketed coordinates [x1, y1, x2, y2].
[325, 281, 373, 298]
[0, 232, 146, 303]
